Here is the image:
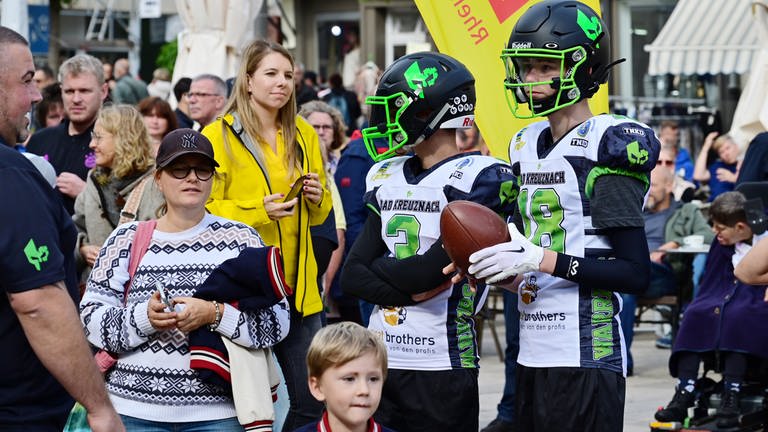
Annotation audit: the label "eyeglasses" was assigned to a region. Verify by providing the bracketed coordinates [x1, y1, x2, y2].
[167, 165, 215, 181]
[656, 159, 675, 167]
[311, 124, 334, 132]
[187, 92, 221, 99]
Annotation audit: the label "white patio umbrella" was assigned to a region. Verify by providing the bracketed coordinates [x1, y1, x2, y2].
[172, 0, 261, 85]
[729, 0, 768, 149]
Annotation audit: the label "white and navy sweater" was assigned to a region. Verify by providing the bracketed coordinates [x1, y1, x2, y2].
[80, 213, 290, 422]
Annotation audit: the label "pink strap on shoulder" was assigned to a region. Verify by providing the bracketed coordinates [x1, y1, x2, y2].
[122, 220, 157, 305]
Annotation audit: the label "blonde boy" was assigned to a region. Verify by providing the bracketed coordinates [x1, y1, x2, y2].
[294, 322, 396, 432]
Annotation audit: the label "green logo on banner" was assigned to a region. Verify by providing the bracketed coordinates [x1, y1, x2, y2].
[404, 61, 438, 98]
[24, 239, 49, 271]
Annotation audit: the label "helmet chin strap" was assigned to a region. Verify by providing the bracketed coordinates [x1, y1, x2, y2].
[409, 101, 453, 149]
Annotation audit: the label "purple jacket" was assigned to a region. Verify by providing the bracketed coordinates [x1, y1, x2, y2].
[670, 240, 768, 375]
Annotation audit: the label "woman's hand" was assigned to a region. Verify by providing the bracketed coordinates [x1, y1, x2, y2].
[301, 172, 324, 205]
[80, 244, 101, 266]
[703, 131, 718, 149]
[172, 297, 216, 333]
[148, 291, 177, 330]
[715, 167, 737, 183]
[264, 193, 297, 221]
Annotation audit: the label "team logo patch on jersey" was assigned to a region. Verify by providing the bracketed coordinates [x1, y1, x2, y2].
[449, 158, 474, 180]
[521, 274, 540, 304]
[24, 239, 49, 271]
[577, 120, 592, 137]
[371, 162, 393, 180]
[383, 307, 407, 326]
[626, 140, 649, 166]
[514, 128, 527, 150]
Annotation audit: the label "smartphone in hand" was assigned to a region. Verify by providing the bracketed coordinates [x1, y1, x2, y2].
[283, 174, 310, 202]
[156, 281, 174, 311]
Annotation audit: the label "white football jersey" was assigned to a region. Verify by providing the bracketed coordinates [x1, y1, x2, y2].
[508, 114, 657, 373]
[364, 153, 515, 370]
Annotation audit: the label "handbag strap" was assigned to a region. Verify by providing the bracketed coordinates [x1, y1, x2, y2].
[118, 174, 153, 225]
[121, 219, 157, 305]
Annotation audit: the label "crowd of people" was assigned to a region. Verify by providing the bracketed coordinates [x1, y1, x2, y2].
[2, 0, 768, 431]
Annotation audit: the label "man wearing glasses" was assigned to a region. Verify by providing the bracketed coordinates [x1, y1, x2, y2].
[188, 74, 227, 130]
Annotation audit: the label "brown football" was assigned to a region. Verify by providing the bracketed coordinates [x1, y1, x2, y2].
[440, 200, 510, 273]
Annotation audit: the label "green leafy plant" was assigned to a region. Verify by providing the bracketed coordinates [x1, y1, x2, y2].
[155, 39, 177, 76]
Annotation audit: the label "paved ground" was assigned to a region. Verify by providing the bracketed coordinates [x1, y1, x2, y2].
[478, 324, 677, 431]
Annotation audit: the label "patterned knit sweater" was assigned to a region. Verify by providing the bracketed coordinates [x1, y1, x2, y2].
[80, 213, 290, 422]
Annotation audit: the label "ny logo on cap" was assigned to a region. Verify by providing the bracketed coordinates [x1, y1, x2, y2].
[181, 133, 198, 149]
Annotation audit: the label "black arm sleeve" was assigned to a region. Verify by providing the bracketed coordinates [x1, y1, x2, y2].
[369, 239, 452, 294]
[591, 175, 646, 228]
[340, 215, 416, 306]
[551, 226, 651, 295]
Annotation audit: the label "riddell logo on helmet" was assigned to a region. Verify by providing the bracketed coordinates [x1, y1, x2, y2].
[509, 41, 532, 49]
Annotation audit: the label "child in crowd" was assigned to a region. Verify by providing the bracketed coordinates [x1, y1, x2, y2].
[655, 191, 768, 428]
[294, 322, 396, 432]
[693, 132, 740, 201]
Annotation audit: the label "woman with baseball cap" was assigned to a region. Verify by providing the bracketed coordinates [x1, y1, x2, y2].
[80, 128, 291, 430]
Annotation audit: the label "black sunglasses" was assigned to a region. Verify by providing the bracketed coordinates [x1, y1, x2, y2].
[167, 165, 215, 181]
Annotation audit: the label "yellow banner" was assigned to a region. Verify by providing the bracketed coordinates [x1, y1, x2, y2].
[414, 0, 608, 159]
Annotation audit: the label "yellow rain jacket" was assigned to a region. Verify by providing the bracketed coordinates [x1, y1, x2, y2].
[204, 114, 332, 316]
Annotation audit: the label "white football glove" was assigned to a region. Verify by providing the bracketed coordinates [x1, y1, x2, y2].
[467, 224, 544, 285]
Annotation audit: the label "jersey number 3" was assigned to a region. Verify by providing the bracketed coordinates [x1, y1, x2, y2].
[519, 188, 566, 253]
[386, 214, 421, 259]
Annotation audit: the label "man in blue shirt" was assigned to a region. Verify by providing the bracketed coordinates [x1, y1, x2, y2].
[0, 26, 123, 432]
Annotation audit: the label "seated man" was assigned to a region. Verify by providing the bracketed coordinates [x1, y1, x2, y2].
[620, 159, 713, 374]
[655, 191, 768, 429]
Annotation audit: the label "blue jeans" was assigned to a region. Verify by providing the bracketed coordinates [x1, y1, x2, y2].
[118, 415, 243, 431]
[273, 309, 324, 431]
[497, 289, 520, 423]
[691, 253, 706, 299]
[620, 262, 677, 370]
[359, 300, 375, 327]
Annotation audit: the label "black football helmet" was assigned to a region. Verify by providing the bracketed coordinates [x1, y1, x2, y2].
[501, 0, 621, 118]
[362, 52, 475, 161]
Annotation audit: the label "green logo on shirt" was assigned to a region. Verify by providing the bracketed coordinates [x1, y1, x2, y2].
[24, 239, 49, 271]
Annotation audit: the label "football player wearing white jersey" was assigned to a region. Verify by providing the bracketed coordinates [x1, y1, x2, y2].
[340, 52, 516, 432]
[463, 1, 661, 431]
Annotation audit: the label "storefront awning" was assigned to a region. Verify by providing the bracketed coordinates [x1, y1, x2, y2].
[645, 0, 761, 76]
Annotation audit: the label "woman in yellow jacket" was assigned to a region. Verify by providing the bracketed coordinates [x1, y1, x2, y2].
[203, 40, 331, 430]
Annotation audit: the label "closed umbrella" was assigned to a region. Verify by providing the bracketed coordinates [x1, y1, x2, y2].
[172, 0, 261, 84]
[729, 0, 768, 149]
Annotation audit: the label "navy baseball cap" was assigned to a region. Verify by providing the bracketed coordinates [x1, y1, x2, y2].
[156, 128, 219, 168]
